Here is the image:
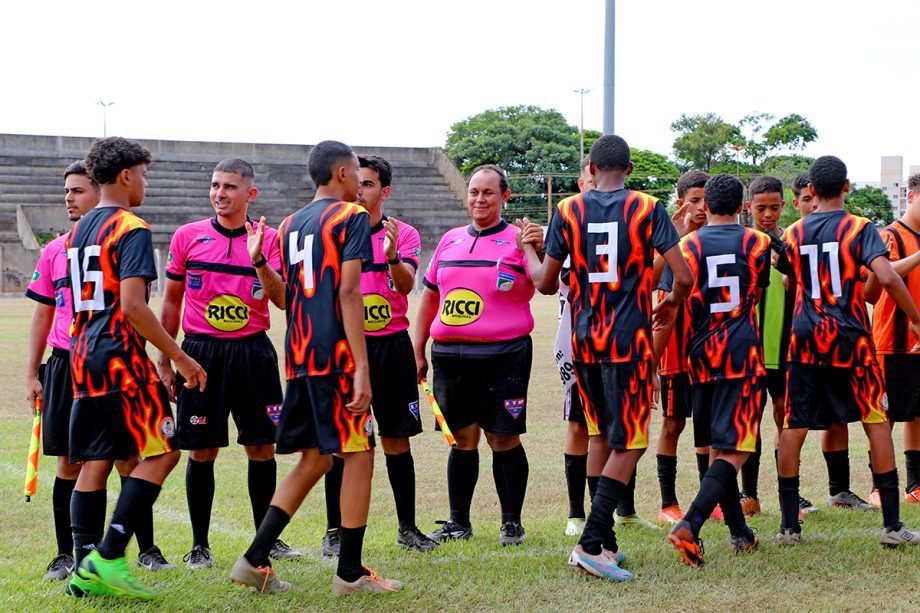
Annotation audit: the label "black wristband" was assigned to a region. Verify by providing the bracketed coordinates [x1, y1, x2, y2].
[252, 254, 268, 268]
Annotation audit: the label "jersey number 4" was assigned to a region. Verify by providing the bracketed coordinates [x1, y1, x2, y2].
[67, 246, 105, 312]
[288, 232, 315, 290]
[801, 242, 842, 298]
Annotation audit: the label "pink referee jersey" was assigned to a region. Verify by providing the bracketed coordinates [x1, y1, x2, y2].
[165, 217, 281, 338]
[361, 216, 422, 336]
[423, 220, 534, 343]
[25, 233, 73, 351]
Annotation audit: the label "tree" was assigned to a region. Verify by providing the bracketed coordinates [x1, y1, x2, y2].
[845, 185, 894, 227]
[670, 113, 743, 171]
[737, 113, 818, 167]
[626, 148, 680, 202]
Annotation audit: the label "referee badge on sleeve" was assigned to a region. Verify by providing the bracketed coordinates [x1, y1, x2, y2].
[504, 398, 525, 419]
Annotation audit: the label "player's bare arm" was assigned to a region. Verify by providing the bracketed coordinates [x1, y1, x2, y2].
[340, 258, 371, 412]
[383, 218, 415, 296]
[156, 278, 184, 401]
[868, 255, 920, 349]
[121, 276, 207, 391]
[865, 242, 920, 304]
[413, 288, 439, 382]
[25, 302, 53, 406]
[652, 244, 692, 329]
[246, 216, 285, 309]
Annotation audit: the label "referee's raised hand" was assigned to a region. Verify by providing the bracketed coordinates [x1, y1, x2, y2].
[245, 216, 267, 262]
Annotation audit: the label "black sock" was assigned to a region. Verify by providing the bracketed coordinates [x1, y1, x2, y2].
[99, 478, 161, 560]
[564, 453, 588, 519]
[657, 454, 679, 509]
[578, 476, 625, 555]
[905, 450, 920, 493]
[741, 443, 761, 499]
[71, 489, 106, 567]
[244, 505, 290, 568]
[778, 475, 801, 532]
[53, 477, 77, 556]
[124, 466, 155, 554]
[696, 453, 710, 485]
[615, 467, 637, 516]
[684, 459, 735, 537]
[447, 448, 479, 526]
[874, 469, 902, 531]
[824, 450, 850, 496]
[385, 451, 416, 529]
[493, 445, 529, 524]
[587, 476, 600, 501]
[719, 469, 748, 537]
[248, 458, 277, 530]
[186, 459, 215, 549]
[336, 525, 370, 583]
[324, 456, 344, 530]
[868, 450, 874, 475]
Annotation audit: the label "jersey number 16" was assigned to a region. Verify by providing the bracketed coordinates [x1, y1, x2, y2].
[68, 246, 105, 312]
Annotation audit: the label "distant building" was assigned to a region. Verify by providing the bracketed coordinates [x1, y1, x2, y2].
[879, 156, 920, 218]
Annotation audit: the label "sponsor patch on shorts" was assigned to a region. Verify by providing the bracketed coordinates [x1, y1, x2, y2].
[188, 272, 202, 290]
[189, 415, 207, 425]
[160, 417, 176, 438]
[504, 398, 525, 419]
[882, 394, 889, 411]
[408, 401, 420, 421]
[265, 404, 282, 426]
[364, 415, 375, 436]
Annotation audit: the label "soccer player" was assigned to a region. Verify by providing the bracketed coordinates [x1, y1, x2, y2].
[66, 137, 206, 599]
[321, 154, 436, 554]
[231, 140, 401, 595]
[158, 159, 297, 570]
[26, 162, 172, 581]
[415, 164, 538, 547]
[530, 135, 691, 581]
[867, 172, 920, 504]
[654, 170, 717, 525]
[662, 174, 768, 567]
[776, 155, 920, 547]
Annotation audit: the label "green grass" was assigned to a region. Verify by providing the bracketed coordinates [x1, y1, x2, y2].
[2, 295, 919, 611]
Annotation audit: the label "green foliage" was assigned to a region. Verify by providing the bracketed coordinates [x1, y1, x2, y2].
[846, 185, 894, 226]
[670, 113, 743, 171]
[626, 148, 680, 202]
[32, 232, 57, 246]
[737, 113, 818, 167]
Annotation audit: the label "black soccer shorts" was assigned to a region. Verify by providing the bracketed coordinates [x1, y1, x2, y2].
[660, 372, 692, 419]
[691, 377, 763, 452]
[574, 359, 652, 450]
[367, 331, 423, 438]
[41, 348, 73, 457]
[784, 361, 887, 430]
[880, 354, 920, 422]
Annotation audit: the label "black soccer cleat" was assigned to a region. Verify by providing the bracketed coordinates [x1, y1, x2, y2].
[429, 519, 473, 542]
[321, 528, 341, 558]
[499, 521, 526, 546]
[397, 526, 439, 552]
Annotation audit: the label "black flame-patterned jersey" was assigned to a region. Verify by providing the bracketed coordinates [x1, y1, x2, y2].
[680, 225, 771, 383]
[278, 198, 372, 379]
[66, 206, 160, 398]
[545, 189, 679, 364]
[783, 209, 889, 367]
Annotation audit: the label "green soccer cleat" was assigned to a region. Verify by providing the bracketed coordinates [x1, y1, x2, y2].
[614, 512, 662, 531]
[77, 550, 153, 601]
[65, 573, 120, 598]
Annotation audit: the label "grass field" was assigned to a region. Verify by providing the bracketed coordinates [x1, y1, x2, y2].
[2, 294, 920, 611]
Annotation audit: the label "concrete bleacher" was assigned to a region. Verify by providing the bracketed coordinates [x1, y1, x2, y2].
[0, 134, 473, 292]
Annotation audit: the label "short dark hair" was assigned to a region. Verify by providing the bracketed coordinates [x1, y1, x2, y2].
[748, 176, 784, 199]
[808, 156, 848, 199]
[213, 158, 254, 179]
[469, 164, 509, 193]
[64, 160, 98, 189]
[358, 155, 393, 188]
[84, 137, 152, 185]
[908, 173, 920, 192]
[580, 156, 591, 172]
[307, 140, 354, 187]
[589, 135, 631, 171]
[792, 172, 810, 197]
[676, 170, 710, 199]
[704, 173, 744, 216]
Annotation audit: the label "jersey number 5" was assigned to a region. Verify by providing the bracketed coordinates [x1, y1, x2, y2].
[288, 232, 315, 290]
[67, 246, 105, 312]
[800, 242, 842, 299]
[587, 222, 618, 284]
[706, 254, 740, 314]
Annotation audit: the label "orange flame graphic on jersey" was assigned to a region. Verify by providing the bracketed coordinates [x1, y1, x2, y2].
[331, 375, 372, 453]
[122, 386, 172, 458]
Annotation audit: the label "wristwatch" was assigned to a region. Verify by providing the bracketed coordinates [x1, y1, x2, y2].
[252, 254, 268, 268]
[387, 251, 401, 265]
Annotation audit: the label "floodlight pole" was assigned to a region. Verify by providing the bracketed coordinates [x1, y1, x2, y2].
[603, 0, 615, 135]
[98, 101, 115, 137]
[572, 88, 591, 160]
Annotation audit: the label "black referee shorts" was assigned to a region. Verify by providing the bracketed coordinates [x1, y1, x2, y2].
[42, 348, 73, 457]
[367, 331, 422, 438]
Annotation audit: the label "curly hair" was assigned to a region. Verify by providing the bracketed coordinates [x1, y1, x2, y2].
[704, 174, 744, 215]
[589, 135, 631, 171]
[84, 137, 152, 185]
[908, 173, 920, 192]
[808, 156, 848, 199]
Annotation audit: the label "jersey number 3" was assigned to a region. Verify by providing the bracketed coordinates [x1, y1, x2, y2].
[588, 222, 618, 284]
[288, 232, 315, 290]
[67, 246, 105, 312]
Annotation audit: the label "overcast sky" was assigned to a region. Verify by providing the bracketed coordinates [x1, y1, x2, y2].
[2, 0, 916, 181]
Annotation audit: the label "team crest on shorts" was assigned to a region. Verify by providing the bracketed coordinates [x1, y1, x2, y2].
[251, 280, 264, 300]
[408, 401, 420, 421]
[882, 394, 890, 412]
[188, 272, 203, 290]
[189, 415, 207, 425]
[504, 398, 525, 419]
[160, 417, 176, 438]
[265, 404, 282, 426]
[364, 415, 375, 436]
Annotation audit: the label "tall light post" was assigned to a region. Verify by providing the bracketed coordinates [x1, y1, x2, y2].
[572, 88, 592, 161]
[603, 0, 615, 134]
[98, 101, 115, 137]
[730, 144, 751, 226]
